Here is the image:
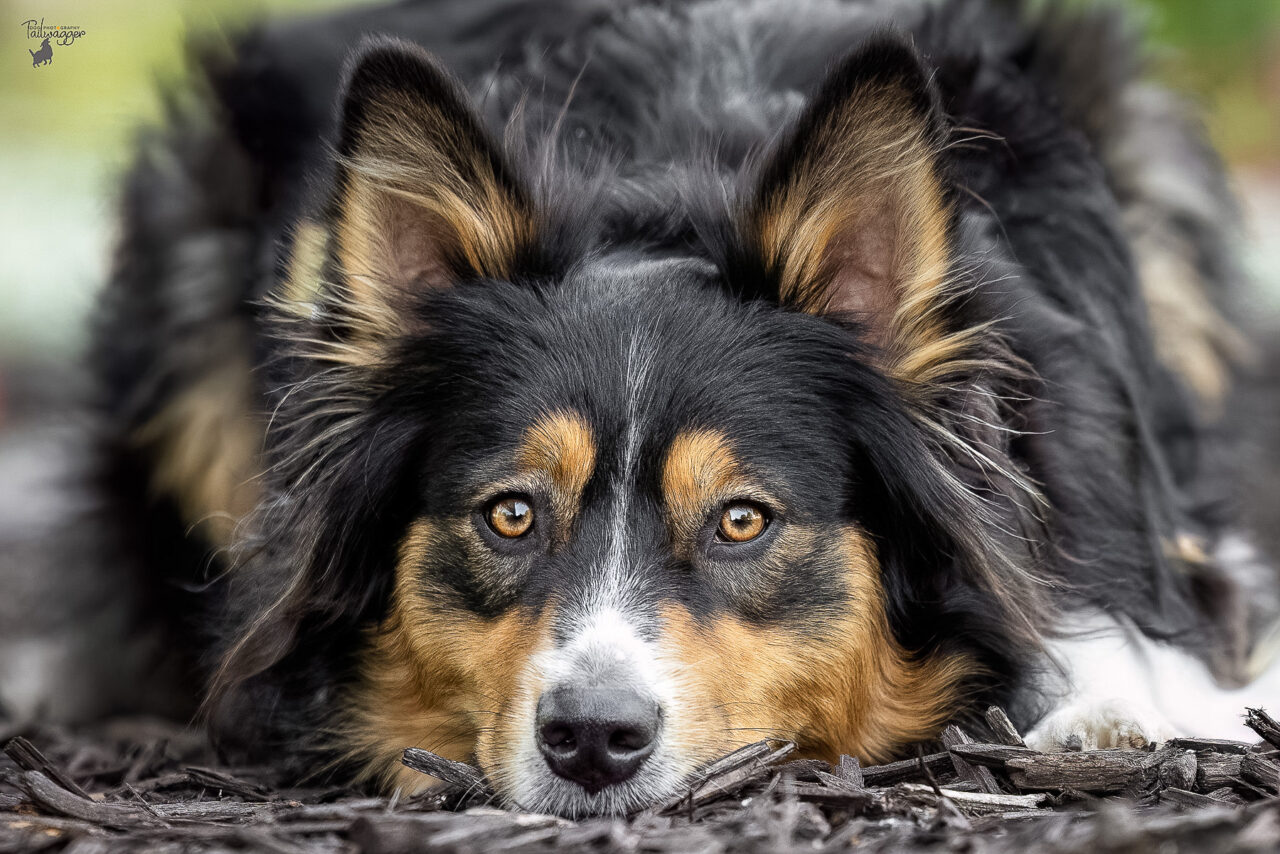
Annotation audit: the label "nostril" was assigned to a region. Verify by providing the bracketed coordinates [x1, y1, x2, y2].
[539, 722, 577, 754]
[608, 724, 655, 755]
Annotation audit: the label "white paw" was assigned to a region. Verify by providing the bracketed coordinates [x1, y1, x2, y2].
[1026, 698, 1179, 751]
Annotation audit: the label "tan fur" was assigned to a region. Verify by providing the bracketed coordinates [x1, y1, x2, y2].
[659, 530, 975, 765]
[1166, 531, 1210, 567]
[280, 220, 329, 312]
[1134, 233, 1251, 413]
[344, 413, 594, 790]
[132, 350, 261, 546]
[343, 520, 556, 793]
[349, 445, 971, 792]
[660, 429, 756, 547]
[1102, 84, 1254, 416]
[334, 89, 534, 358]
[660, 428, 798, 605]
[516, 411, 597, 541]
[753, 79, 956, 385]
[660, 431, 971, 761]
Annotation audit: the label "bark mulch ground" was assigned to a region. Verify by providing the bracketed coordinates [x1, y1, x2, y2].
[3, 707, 1280, 853]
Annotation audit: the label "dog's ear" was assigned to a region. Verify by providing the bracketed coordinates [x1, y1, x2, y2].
[745, 35, 955, 377]
[330, 38, 534, 339]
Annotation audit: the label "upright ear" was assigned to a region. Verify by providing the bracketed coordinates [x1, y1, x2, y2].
[330, 38, 534, 337]
[746, 35, 955, 376]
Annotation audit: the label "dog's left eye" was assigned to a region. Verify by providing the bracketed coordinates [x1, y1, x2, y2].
[716, 501, 768, 543]
[487, 495, 535, 538]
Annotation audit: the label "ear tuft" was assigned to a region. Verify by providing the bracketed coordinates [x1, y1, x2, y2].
[329, 38, 534, 344]
[748, 34, 954, 371]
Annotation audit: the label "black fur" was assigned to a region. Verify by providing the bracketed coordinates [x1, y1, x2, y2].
[83, 0, 1269, 793]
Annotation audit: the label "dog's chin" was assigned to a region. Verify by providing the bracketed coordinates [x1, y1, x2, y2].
[499, 752, 688, 818]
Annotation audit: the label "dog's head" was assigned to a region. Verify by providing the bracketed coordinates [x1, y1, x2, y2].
[215, 35, 1037, 816]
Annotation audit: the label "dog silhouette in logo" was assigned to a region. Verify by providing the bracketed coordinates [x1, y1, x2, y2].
[29, 38, 52, 67]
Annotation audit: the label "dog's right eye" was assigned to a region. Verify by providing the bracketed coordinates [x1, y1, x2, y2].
[487, 495, 535, 538]
[716, 501, 768, 543]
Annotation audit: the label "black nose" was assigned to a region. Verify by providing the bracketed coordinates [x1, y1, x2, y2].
[536, 686, 660, 792]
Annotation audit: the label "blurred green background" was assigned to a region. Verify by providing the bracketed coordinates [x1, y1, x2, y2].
[0, 0, 365, 372]
[0, 0, 1277, 377]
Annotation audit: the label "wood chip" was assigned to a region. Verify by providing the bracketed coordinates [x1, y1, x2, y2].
[1159, 750, 1198, 792]
[1161, 787, 1225, 809]
[16, 771, 163, 828]
[1167, 737, 1251, 755]
[184, 766, 272, 802]
[1006, 748, 1167, 794]
[660, 741, 796, 813]
[1197, 752, 1245, 790]
[984, 707, 1028, 748]
[778, 781, 878, 811]
[948, 742, 1039, 768]
[1240, 749, 1280, 794]
[861, 752, 953, 786]
[895, 782, 1047, 815]
[836, 754, 864, 788]
[4, 739, 91, 800]
[941, 725, 1002, 794]
[1246, 708, 1280, 751]
[400, 748, 490, 796]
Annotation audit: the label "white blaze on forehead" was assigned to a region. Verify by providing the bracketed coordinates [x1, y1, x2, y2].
[535, 607, 669, 698]
[581, 327, 659, 622]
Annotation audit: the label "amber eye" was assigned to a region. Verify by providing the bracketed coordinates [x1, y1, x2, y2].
[487, 496, 535, 538]
[717, 502, 767, 543]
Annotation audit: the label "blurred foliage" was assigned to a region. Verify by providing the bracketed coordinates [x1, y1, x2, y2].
[0, 0, 366, 158]
[1143, 0, 1280, 163]
[0, 0, 370, 359]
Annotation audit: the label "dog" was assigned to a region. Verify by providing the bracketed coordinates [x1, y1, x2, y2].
[29, 38, 51, 67]
[67, 0, 1278, 817]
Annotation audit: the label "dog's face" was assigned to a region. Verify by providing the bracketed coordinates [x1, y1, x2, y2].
[232, 37, 1018, 816]
[347, 263, 972, 814]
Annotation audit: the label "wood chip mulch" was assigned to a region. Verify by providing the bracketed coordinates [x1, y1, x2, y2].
[3, 707, 1280, 853]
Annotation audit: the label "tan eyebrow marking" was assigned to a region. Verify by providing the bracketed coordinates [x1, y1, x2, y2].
[661, 429, 748, 546]
[515, 410, 597, 538]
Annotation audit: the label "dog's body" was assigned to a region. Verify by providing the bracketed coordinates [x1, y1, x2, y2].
[69, 0, 1278, 815]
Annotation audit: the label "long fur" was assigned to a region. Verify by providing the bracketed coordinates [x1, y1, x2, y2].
[69, 0, 1272, 789]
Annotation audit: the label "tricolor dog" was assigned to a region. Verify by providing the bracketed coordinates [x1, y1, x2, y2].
[62, 0, 1280, 817]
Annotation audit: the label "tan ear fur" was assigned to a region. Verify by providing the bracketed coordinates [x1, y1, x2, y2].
[331, 40, 534, 343]
[750, 39, 955, 380]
